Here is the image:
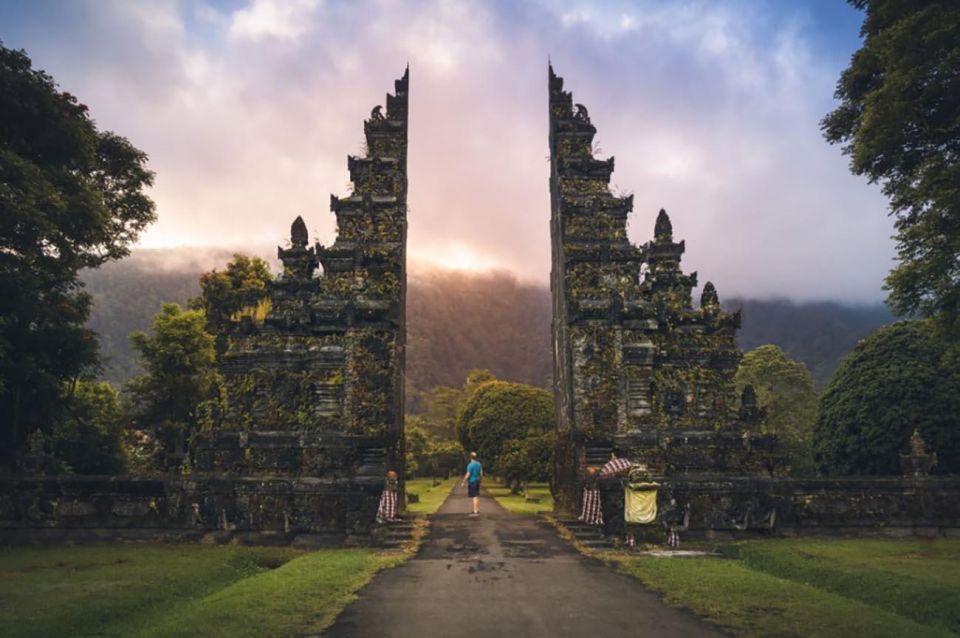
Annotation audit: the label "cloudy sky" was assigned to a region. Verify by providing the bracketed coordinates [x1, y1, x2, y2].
[2, 0, 892, 302]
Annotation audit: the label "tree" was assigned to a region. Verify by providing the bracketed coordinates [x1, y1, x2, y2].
[190, 254, 273, 355]
[47, 380, 126, 475]
[0, 43, 155, 468]
[463, 368, 497, 397]
[405, 416, 464, 479]
[125, 303, 219, 468]
[497, 431, 554, 491]
[457, 380, 554, 474]
[414, 385, 465, 441]
[736, 345, 818, 474]
[813, 320, 960, 475]
[822, 2, 960, 334]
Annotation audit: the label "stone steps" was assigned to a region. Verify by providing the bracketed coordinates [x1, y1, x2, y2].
[376, 514, 421, 550]
[556, 518, 614, 550]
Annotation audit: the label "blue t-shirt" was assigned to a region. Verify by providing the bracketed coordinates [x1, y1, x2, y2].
[466, 460, 482, 484]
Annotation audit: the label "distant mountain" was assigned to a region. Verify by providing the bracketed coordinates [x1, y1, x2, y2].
[725, 298, 893, 387]
[81, 248, 893, 395]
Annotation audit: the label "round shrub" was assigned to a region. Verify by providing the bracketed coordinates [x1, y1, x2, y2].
[813, 321, 960, 475]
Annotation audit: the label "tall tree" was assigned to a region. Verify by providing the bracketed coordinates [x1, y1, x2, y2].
[125, 303, 219, 468]
[189, 254, 273, 355]
[0, 43, 155, 468]
[822, 1, 960, 334]
[736, 345, 818, 474]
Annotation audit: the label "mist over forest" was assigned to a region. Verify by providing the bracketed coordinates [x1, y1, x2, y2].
[82, 248, 893, 403]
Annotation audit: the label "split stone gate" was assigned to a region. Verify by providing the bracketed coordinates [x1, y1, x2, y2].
[3, 67, 959, 545]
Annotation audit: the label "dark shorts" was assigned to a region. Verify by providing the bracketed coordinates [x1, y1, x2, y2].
[468, 481, 480, 497]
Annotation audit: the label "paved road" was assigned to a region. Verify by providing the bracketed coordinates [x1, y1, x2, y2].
[324, 486, 722, 637]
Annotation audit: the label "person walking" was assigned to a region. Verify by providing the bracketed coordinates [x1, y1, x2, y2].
[461, 452, 483, 516]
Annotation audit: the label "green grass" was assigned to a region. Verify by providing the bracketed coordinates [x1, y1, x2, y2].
[0, 544, 401, 638]
[487, 481, 554, 514]
[405, 476, 458, 514]
[609, 538, 960, 638]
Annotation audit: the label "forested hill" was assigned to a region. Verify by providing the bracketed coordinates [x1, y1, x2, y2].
[725, 298, 893, 387]
[81, 250, 893, 397]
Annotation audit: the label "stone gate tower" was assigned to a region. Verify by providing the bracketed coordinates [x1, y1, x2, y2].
[191, 69, 408, 540]
[549, 66, 773, 515]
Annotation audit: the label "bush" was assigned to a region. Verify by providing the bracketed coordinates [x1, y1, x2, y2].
[456, 380, 553, 473]
[813, 320, 960, 475]
[498, 431, 554, 490]
[48, 381, 125, 474]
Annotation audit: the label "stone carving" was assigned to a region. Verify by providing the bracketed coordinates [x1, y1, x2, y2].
[573, 103, 590, 123]
[901, 429, 937, 476]
[548, 65, 782, 518]
[189, 67, 409, 539]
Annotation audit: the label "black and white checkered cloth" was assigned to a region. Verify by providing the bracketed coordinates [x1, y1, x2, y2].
[667, 530, 680, 548]
[599, 457, 632, 477]
[377, 490, 398, 523]
[578, 488, 603, 526]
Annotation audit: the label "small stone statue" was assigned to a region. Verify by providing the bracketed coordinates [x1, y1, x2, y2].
[900, 429, 937, 476]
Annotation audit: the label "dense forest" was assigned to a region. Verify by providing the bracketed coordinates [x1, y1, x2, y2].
[82, 249, 893, 405]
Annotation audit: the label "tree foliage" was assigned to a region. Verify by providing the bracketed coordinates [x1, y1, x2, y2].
[813, 320, 960, 475]
[405, 418, 463, 479]
[457, 380, 553, 474]
[822, 2, 960, 333]
[0, 43, 155, 468]
[47, 380, 126, 475]
[125, 303, 219, 468]
[497, 431, 554, 488]
[736, 345, 818, 474]
[190, 254, 273, 354]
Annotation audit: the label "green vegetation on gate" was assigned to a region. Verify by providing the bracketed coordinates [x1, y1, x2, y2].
[487, 482, 554, 514]
[0, 544, 400, 638]
[405, 477, 459, 514]
[611, 538, 960, 638]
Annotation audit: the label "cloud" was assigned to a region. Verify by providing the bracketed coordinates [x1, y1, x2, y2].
[0, 0, 889, 302]
[228, 0, 321, 42]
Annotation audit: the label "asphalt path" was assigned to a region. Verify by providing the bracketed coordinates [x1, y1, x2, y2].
[324, 484, 722, 637]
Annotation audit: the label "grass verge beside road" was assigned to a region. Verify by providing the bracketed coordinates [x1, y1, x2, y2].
[0, 544, 403, 638]
[405, 476, 458, 514]
[487, 481, 554, 514]
[606, 538, 960, 638]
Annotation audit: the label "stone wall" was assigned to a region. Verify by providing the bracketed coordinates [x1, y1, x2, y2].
[0, 474, 383, 546]
[597, 475, 960, 540]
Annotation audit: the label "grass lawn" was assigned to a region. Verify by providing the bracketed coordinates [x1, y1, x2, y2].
[404, 476, 458, 514]
[609, 537, 960, 638]
[487, 481, 554, 514]
[0, 543, 402, 638]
